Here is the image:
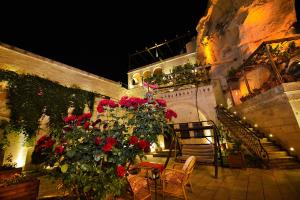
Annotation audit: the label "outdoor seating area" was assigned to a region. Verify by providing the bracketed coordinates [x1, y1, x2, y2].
[36, 155, 300, 200]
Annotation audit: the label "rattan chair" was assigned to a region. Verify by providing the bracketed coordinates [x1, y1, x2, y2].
[127, 172, 151, 200]
[161, 156, 196, 200]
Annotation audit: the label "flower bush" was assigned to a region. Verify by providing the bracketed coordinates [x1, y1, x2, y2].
[33, 94, 176, 199]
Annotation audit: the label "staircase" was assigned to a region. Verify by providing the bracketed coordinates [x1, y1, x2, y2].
[216, 106, 300, 169]
[173, 121, 221, 166]
[177, 144, 215, 164]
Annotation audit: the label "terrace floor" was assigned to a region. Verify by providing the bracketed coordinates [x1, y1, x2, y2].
[38, 156, 300, 200]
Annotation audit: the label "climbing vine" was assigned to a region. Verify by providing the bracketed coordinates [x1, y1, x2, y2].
[0, 69, 96, 139]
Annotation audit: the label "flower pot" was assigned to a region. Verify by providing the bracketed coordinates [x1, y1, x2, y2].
[0, 178, 40, 200]
[227, 152, 245, 168]
[0, 167, 22, 180]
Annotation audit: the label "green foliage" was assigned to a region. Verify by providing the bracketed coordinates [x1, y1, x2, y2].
[35, 95, 174, 199]
[0, 69, 96, 139]
[145, 63, 210, 88]
[0, 119, 10, 151]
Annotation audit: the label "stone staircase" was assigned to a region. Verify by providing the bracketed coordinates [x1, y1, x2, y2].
[171, 121, 219, 165]
[176, 143, 215, 164]
[217, 106, 300, 169]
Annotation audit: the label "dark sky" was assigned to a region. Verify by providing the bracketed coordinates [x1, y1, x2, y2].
[0, 1, 208, 85]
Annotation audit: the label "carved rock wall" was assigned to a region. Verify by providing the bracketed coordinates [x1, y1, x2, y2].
[196, 0, 297, 87]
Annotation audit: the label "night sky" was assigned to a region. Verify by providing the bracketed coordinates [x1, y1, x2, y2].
[0, 1, 208, 85]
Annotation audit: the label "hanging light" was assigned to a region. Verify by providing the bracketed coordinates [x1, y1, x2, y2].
[155, 48, 159, 58]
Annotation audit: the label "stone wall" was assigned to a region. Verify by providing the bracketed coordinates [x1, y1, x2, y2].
[196, 0, 297, 89]
[156, 84, 217, 122]
[0, 44, 127, 100]
[233, 82, 300, 158]
[0, 44, 129, 168]
[127, 52, 197, 89]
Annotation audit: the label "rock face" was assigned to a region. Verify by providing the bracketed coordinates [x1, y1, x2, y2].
[196, 0, 297, 87]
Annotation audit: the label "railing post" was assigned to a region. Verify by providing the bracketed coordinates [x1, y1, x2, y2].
[211, 122, 218, 178]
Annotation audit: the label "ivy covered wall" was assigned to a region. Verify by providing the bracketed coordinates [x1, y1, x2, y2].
[0, 69, 96, 139]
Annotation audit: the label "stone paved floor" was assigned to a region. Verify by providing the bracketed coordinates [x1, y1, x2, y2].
[38, 156, 300, 200]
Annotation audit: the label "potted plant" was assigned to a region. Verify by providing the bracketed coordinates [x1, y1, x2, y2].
[0, 154, 22, 180]
[33, 95, 176, 200]
[227, 139, 245, 168]
[0, 173, 40, 200]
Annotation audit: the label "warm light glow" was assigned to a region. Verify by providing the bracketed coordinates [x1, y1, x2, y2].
[235, 91, 238, 95]
[150, 143, 157, 153]
[233, 111, 237, 114]
[290, 147, 295, 151]
[243, 116, 246, 120]
[4, 133, 28, 168]
[269, 134, 273, 138]
[254, 124, 258, 127]
[203, 36, 213, 64]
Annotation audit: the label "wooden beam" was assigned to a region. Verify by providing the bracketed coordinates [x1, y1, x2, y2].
[265, 44, 283, 84]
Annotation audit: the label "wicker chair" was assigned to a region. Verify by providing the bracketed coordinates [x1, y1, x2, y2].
[127, 172, 151, 200]
[161, 156, 196, 200]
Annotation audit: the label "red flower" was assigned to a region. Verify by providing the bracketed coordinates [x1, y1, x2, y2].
[156, 99, 167, 107]
[37, 135, 47, 145]
[95, 137, 102, 145]
[165, 109, 177, 121]
[129, 136, 139, 145]
[55, 145, 64, 154]
[84, 113, 92, 119]
[139, 140, 149, 150]
[102, 143, 113, 152]
[97, 105, 104, 113]
[106, 137, 117, 146]
[45, 139, 56, 149]
[108, 100, 119, 108]
[144, 146, 151, 153]
[116, 165, 126, 177]
[64, 115, 77, 123]
[99, 99, 110, 106]
[84, 122, 90, 130]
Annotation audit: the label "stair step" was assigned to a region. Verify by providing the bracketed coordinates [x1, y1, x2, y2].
[176, 155, 214, 163]
[267, 151, 288, 157]
[181, 144, 213, 149]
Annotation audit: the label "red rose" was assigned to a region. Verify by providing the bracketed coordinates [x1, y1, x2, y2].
[102, 143, 113, 152]
[55, 145, 64, 154]
[139, 140, 149, 149]
[97, 105, 104, 113]
[64, 115, 77, 124]
[95, 137, 102, 145]
[84, 122, 90, 130]
[37, 135, 47, 145]
[129, 136, 139, 145]
[99, 99, 110, 106]
[108, 100, 119, 108]
[156, 99, 167, 107]
[165, 109, 177, 121]
[45, 139, 56, 149]
[144, 146, 151, 153]
[77, 115, 85, 123]
[106, 137, 117, 146]
[84, 113, 92, 119]
[116, 165, 126, 177]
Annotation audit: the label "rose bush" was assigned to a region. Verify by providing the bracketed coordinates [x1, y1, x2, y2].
[33, 94, 177, 199]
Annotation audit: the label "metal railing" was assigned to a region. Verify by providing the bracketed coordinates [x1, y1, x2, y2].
[216, 106, 269, 167]
[172, 120, 222, 178]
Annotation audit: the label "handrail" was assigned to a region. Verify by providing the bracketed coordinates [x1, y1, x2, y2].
[216, 106, 269, 167]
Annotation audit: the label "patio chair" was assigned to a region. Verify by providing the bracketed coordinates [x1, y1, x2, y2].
[127, 172, 151, 200]
[161, 156, 196, 200]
